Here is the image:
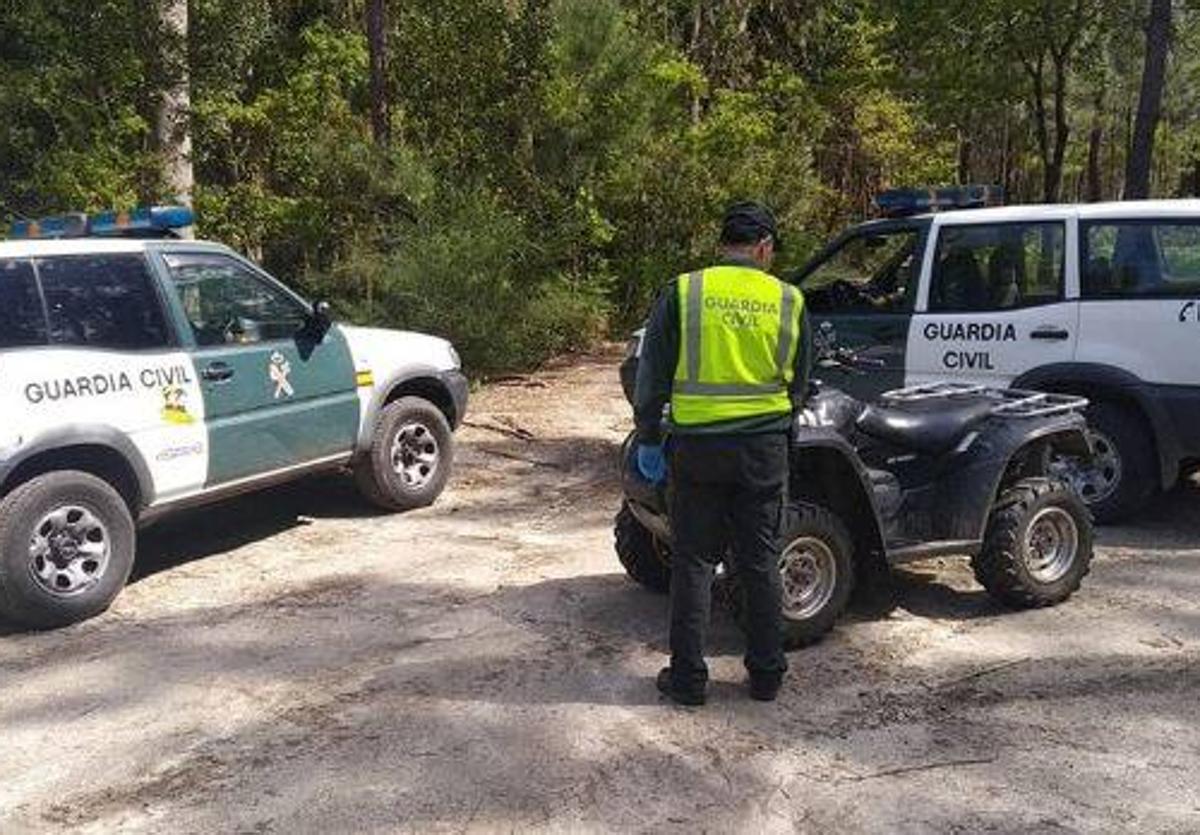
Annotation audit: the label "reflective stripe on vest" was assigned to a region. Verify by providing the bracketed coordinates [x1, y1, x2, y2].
[671, 266, 803, 426]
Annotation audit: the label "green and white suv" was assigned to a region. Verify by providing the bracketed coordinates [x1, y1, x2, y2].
[0, 208, 467, 628]
[792, 192, 1200, 522]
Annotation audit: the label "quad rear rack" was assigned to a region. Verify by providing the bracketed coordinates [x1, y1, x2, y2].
[881, 381, 1088, 419]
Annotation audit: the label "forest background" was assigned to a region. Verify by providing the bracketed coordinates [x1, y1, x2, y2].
[1, 0, 1195, 373]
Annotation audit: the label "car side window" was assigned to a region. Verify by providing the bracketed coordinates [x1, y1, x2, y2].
[929, 222, 1065, 313]
[37, 254, 170, 350]
[800, 229, 922, 314]
[1083, 220, 1200, 298]
[164, 254, 309, 346]
[0, 259, 48, 349]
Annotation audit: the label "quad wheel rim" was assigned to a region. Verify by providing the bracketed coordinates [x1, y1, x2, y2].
[28, 505, 111, 597]
[1024, 506, 1080, 584]
[778, 536, 838, 620]
[1053, 428, 1121, 505]
[391, 422, 440, 489]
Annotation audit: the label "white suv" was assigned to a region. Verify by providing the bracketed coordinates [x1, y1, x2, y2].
[0, 207, 467, 628]
[791, 192, 1200, 522]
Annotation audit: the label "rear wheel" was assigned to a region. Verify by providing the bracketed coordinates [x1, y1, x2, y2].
[614, 502, 672, 593]
[1056, 400, 1155, 524]
[730, 502, 855, 649]
[972, 477, 1092, 608]
[0, 471, 136, 629]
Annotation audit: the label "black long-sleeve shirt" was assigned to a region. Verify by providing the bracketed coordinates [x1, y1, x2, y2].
[633, 259, 812, 445]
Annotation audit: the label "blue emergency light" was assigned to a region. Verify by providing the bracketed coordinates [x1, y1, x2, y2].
[7, 205, 194, 239]
[875, 186, 1004, 218]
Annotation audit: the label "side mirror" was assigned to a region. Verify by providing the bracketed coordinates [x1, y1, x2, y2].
[303, 299, 333, 340]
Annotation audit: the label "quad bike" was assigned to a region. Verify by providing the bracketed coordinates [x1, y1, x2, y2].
[615, 348, 1096, 648]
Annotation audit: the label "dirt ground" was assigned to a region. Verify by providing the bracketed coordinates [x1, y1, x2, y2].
[1, 346, 1198, 834]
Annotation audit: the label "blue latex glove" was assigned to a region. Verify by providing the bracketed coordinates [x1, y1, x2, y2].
[636, 443, 667, 484]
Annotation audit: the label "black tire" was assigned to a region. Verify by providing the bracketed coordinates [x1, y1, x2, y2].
[729, 502, 855, 649]
[614, 502, 672, 593]
[1079, 400, 1156, 524]
[972, 476, 1093, 609]
[355, 396, 454, 511]
[0, 471, 136, 629]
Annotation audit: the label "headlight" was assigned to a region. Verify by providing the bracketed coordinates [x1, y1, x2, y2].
[448, 344, 461, 369]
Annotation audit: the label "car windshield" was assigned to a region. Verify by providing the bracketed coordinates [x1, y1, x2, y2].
[800, 227, 922, 313]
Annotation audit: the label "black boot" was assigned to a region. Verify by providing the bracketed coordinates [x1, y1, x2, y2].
[748, 673, 782, 702]
[656, 667, 706, 706]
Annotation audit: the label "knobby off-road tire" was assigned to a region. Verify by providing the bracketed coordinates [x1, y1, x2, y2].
[0, 471, 136, 629]
[1081, 400, 1156, 524]
[355, 396, 454, 512]
[972, 477, 1093, 609]
[730, 502, 855, 650]
[614, 502, 672, 593]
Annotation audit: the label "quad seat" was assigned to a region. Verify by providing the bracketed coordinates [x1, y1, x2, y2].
[856, 399, 994, 455]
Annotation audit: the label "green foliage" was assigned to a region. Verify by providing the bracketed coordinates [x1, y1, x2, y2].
[314, 189, 610, 373]
[3, 0, 1200, 373]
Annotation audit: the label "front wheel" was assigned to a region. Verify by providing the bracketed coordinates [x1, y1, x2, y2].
[730, 502, 855, 649]
[355, 396, 454, 511]
[0, 471, 136, 629]
[972, 477, 1093, 608]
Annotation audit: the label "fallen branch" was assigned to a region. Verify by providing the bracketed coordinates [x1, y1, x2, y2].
[487, 375, 548, 388]
[845, 755, 997, 782]
[930, 657, 1029, 690]
[480, 447, 567, 470]
[463, 418, 536, 442]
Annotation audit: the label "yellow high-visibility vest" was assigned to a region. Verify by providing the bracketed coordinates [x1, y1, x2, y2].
[671, 265, 803, 426]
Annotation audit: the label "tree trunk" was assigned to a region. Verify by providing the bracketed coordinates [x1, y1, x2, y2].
[957, 132, 973, 184]
[689, 1, 703, 124]
[155, 0, 193, 215]
[367, 0, 388, 146]
[1086, 80, 1106, 202]
[1124, 0, 1172, 200]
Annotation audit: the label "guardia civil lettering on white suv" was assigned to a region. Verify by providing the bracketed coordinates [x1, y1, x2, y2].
[0, 207, 468, 628]
[789, 188, 1200, 522]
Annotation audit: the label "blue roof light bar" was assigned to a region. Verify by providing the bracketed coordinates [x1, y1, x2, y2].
[7, 205, 195, 240]
[876, 186, 1005, 218]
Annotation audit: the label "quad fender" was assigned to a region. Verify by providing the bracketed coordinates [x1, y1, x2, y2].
[1013, 363, 1178, 489]
[0, 425, 153, 512]
[966, 413, 1093, 542]
[790, 432, 887, 563]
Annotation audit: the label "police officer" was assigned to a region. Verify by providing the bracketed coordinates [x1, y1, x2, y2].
[633, 201, 810, 705]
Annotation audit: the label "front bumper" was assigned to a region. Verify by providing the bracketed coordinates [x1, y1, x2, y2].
[440, 369, 470, 429]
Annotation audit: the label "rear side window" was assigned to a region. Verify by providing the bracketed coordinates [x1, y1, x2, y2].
[0, 259, 48, 349]
[1084, 220, 1200, 298]
[930, 222, 1065, 313]
[37, 254, 170, 350]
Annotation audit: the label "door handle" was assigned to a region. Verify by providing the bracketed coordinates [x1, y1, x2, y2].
[1030, 326, 1070, 341]
[200, 361, 235, 382]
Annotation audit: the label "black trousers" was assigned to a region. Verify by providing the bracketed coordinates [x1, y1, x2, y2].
[667, 432, 789, 689]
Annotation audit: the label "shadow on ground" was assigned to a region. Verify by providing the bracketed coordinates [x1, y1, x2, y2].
[2, 564, 1197, 832]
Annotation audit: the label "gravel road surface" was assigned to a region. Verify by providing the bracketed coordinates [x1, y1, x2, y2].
[2, 347, 1198, 833]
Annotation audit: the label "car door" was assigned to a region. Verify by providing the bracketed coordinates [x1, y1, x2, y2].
[795, 221, 926, 399]
[906, 217, 1079, 387]
[1, 251, 209, 504]
[156, 249, 359, 487]
[1078, 216, 1200, 453]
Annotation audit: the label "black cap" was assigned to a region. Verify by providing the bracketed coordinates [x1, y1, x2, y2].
[720, 201, 782, 250]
